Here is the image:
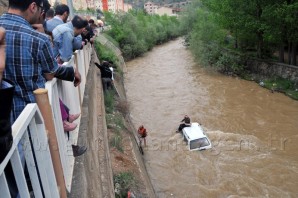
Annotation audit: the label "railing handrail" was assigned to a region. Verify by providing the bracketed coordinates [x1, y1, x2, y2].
[44, 42, 92, 192]
[0, 104, 39, 173]
[0, 41, 93, 197]
[0, 104, 59, 197]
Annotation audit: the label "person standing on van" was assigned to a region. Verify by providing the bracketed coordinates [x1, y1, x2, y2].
[177, 115, 191, 133]
[138, 125, 147, 147]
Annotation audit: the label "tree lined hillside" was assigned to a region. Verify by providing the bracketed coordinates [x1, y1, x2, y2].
[103, 10, 182, 60]
[124, 0, 190, 9]
[180, 0, 298, 70]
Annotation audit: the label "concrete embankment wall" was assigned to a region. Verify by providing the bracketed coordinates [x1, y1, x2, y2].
[247, 59, 298, 82]
[97, 35, 156, 197]
[70, 45, 156, 197]
[70, 51, 115, 198]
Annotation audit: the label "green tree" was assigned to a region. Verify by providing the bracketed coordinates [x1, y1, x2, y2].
[182, 0, 297, 66]
[104, 10, 182, 60]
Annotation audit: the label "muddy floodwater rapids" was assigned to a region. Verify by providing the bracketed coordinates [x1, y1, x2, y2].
[124, 38, 298, 197]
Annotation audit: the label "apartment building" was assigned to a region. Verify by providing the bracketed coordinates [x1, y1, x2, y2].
[144, 1, 158, 15]
[123, 3, 133, 12]
[95, 0, 124, 12]
[144, 1, 178, 16]
[49, 0, 126, 13]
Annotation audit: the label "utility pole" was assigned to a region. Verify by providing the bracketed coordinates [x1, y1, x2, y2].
[66, 0, 74, 19]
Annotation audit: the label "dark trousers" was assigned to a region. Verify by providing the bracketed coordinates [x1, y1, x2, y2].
[0, 80, 17, 197]
[102, 78, 112, 91]
[178, 123, 191, 132]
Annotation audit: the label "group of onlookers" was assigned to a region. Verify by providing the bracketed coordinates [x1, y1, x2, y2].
[0, 0, 99, 196]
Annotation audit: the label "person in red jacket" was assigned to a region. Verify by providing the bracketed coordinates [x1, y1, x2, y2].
[138, 125, 147, 147]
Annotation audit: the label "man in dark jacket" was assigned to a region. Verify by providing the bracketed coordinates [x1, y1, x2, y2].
[95, 61, 113, 91]
[177, 115, 191, 133]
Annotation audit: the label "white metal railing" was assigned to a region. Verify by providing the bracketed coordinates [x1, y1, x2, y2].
[0, 104, 59, 197]
[45, 43, 92, 191]
[0, 41, 93, 197]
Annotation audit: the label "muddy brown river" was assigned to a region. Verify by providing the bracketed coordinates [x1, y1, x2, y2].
[124, 38, 298, 197]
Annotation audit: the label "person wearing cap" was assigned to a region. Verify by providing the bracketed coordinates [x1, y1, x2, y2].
[177, 115, 191, 133]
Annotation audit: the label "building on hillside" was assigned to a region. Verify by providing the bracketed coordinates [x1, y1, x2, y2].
[156, 6, 175, 16]
[116, 0, 124, 12]
[44, 0, 126, 13]
[164, 1, 192, 14]
[48, 0, 87, 10]
[95, 0, 124, 12]
[73, 0, 88, 10]
[172, 8, 181, 15]
[86, 0, 95, 8]
[144, 1, 178, 16]
[123, 3, 133, 12]
[144, 1, 158, 15]
[58, 0, 67, 5]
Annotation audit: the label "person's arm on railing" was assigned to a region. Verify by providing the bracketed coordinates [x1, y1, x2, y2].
[44, 66, 81, 87]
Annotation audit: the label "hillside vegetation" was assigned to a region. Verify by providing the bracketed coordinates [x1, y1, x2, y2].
[104, 10, 182, 60]
[179, 0, 298, 99]
[124, 0, 188, 9]
[180, 0, 298, 70]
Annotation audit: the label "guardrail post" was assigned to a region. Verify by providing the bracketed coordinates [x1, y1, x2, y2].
[33, 88, 67, 198]
[74, 53, 82, 106]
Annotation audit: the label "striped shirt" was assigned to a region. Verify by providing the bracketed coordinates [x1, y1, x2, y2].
[0, 13, 58, 120]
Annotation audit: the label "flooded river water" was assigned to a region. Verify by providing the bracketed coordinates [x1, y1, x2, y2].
[124, 38, 298, 197]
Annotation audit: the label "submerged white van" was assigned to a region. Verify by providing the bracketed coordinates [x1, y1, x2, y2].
[182, 122, 212, 151]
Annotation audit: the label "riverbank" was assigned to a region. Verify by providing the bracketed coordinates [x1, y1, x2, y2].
[123, 38, 298, 197]
[69, 45, 155, 197]
[217, 60, 298, 100]
[240, 72, 298, 100]
[95, 35, 156, 197]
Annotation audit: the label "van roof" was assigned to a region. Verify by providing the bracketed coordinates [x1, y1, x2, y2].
[183, 122, 206, 140]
